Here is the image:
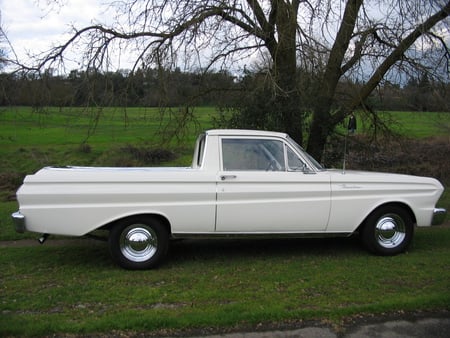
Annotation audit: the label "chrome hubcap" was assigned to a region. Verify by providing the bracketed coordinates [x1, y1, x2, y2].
[120, 225, 157, 262]
[375, 214, 406, 248]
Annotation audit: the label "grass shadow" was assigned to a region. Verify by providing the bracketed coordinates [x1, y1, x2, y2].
[167, 235, 365, 265]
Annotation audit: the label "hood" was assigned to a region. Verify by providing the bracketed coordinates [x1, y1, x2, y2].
[326, 169, 444, 191]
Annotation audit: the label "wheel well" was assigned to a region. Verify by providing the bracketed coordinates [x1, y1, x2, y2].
[358, 202, 416, 231]
[102, 214, 172, 234]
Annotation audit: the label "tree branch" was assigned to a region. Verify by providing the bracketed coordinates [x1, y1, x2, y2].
[349, 0, 450, 112]
[321, 0, 364, 99]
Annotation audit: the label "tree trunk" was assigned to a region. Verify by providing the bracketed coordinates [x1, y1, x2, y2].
[307, 0, 363, 161]
[307, 0, 450, 161]
[269, 0, 303, 144]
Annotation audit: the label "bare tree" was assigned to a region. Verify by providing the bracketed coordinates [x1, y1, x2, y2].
[307, 0, 450, 158]
[0, 11, 9, 69]
[27, 0, 450, 159]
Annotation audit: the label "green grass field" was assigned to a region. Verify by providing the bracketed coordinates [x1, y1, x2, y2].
[0, 106, 449, 336]
[0, 106, 213, 173]
[386, 111, 450, 138]
[1, 228, 449, 336]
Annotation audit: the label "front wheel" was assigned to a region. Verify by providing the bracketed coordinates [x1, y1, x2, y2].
[360, 206, 414, 256]
[109, 216, 169, 269]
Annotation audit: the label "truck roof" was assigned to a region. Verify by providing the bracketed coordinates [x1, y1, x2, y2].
[205, 129, 289, 138]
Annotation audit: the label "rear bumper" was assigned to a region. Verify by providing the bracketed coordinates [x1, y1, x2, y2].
[432, 208, 447, 226]
[11, 211, 26, 233]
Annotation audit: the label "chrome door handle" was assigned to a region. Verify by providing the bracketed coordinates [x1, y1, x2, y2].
[220, 175, 237, 181]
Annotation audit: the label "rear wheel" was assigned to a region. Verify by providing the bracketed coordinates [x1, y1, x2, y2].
[360, 206, 414, 256]
[109, 216, 169, 269]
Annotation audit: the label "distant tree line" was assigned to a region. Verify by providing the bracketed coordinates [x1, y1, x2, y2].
[0, 68, 237, 108]
[370, 75, 450, 112]
[0, 68, 448, 113]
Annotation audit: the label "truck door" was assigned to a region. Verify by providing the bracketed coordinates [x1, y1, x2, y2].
[216, 137, 331, 233]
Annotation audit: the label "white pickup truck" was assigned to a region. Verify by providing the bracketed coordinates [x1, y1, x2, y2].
[12, 129, 446, 269]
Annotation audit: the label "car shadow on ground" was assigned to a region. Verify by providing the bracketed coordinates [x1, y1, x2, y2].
[4, 224, 448, 269]
[167, 235, 365, 264]
[1, 235, 364, 270]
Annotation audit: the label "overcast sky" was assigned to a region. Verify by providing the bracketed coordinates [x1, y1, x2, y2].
[2, 1, 449, 77]
[2, 0, 108, 69]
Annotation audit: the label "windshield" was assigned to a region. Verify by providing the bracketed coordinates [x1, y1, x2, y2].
[287, 136, 325, 171]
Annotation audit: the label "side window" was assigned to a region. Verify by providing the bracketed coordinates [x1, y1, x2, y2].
[222, 138, 285, 171]
[192, 133, 206, 168]
[287, 146, 306, 171]
[196, 134, 206, 167]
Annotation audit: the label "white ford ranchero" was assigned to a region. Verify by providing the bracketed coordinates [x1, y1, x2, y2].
[12, 129, 447, 269]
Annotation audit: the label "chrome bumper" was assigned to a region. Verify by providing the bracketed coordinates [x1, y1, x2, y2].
[11, 211, 26, 233]
[432, 208, 447, 226]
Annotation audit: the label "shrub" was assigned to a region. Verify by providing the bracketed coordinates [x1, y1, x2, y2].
[119, 145, 176, 165]
[325, 135, 450, 185]
[0, 172, 23, 201]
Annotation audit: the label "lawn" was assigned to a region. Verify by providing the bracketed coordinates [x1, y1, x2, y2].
[0, 106, 212, 174]
[1, 228, 449, 336]
[0, 106, 449, 336]
[387, 111, 450, 138]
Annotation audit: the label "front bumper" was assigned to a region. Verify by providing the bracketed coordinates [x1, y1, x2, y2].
[432, 208, 447, 226]
[11, 211, 26, 233]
